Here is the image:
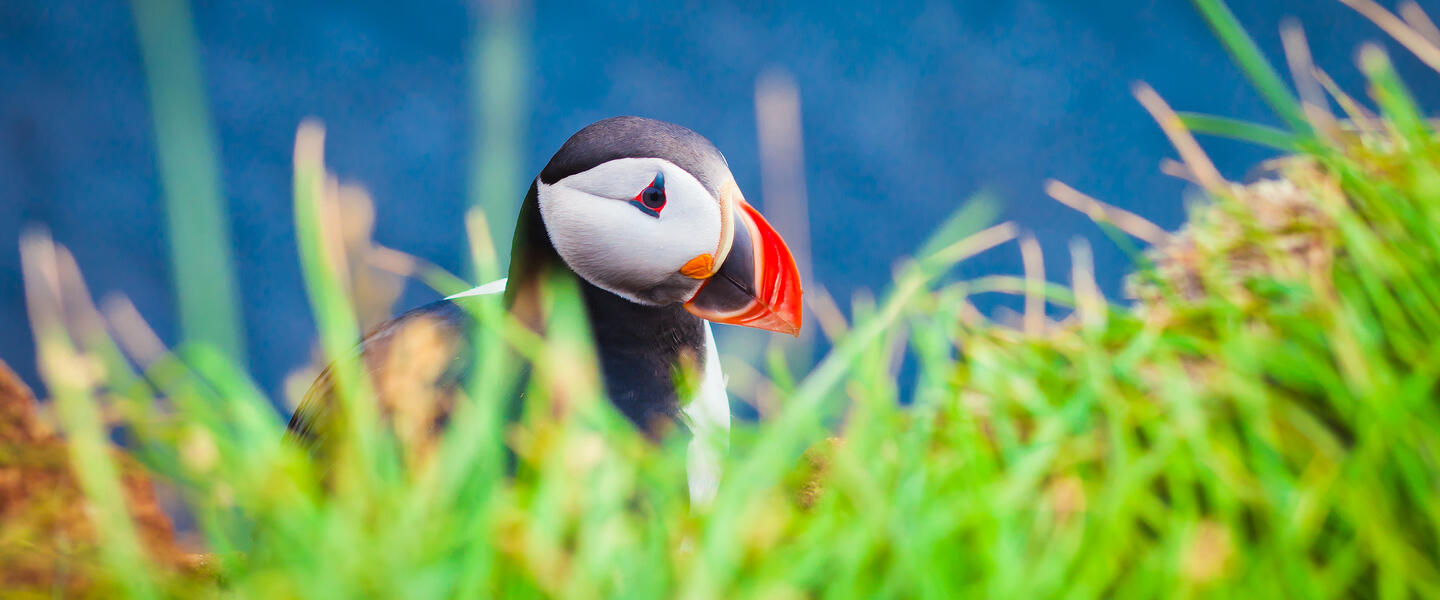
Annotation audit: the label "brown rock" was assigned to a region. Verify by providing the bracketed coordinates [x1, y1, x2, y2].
[0, 359, 196, 594]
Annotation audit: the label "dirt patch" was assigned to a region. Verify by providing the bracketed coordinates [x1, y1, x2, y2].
[0, 360, 199, 595]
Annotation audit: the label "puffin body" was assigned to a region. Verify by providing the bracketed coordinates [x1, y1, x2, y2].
[290, 117, 802, 502]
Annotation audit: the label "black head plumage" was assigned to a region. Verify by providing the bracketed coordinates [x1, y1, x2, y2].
[538, 116, 730, 195]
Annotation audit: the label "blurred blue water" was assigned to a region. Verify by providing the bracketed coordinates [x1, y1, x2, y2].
[2, 0, 1437, 398]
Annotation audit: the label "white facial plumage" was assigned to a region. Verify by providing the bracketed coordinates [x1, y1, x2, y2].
[537, 157, 726, 305]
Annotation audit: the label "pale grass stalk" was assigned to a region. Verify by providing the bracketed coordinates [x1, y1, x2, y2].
[319, 176, 352, 291]
[1020, 233, 1046, 337]
[755, 69, 812, 288]
[1313, 67, 1383, 130]
[1045, 180, 1172, 245]
[1160, 158, 1203, 186]
[366, 246, 420, 278]
[1400, 1, 1440, 47]
[101, 295, 168, 368]
[1338, 0, 1440, 75]
[957, 296, 986, 327]
[1069, 238, 1106, 331]
[929, 222, 1019, 265]
[466, 207, 503, 284]
[806, 284, 851, 342]
[1133, 82, 1230, 195]
[1280, 19, 1341, 139]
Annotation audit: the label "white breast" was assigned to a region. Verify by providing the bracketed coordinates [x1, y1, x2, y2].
[683, 322, 729, 506]
[447, 279, 729, 505]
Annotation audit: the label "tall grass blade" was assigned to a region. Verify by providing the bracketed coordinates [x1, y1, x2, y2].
[1189, 0, 1311, 133]
[20, 232, 159, 599]
[468, 0, 529, 272]
[1177, 112, 1302, 151]
[130, 0, 246, 364]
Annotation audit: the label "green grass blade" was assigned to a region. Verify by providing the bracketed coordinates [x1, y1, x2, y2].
[291, 122, 385, 484]
[468, 0, 529, 273]
[20, 233, 159, 599]
[1359, 45, 1434, 147]
[130, 0, 246, 365]
[1178, 112, 1301, 150]
[1189, 0, 1311, 134]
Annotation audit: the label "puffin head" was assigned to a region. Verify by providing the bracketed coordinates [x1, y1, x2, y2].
[535, 116, 802, 336]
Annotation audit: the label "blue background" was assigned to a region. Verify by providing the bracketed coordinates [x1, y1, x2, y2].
[3, 1, 1438, 399]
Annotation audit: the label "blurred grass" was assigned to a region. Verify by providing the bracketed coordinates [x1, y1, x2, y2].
[10, 0, 1440, 597]
[130, 0, 246, 365]
[469, 0, 529, 274]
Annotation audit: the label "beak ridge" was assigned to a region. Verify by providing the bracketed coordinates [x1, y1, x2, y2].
[684, 197, 803, 336]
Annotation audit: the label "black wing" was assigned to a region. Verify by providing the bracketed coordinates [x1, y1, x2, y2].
[286, 299, 475, 459]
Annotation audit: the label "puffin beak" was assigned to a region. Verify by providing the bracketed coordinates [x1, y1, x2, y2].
[684, 194, 803, 336]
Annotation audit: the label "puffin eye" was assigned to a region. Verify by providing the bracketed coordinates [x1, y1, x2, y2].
[641, 186, 666, 210]
[632, 172, 666, 217]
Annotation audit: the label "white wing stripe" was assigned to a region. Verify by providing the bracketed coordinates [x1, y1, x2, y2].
[445, 278, 508, 300]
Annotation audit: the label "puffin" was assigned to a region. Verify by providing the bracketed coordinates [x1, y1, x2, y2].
[289, 116, 804, 503]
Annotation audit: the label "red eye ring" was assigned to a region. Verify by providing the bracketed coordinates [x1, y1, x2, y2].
[632, 172, 666, 217]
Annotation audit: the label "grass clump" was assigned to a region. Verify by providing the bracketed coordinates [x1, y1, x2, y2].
[7, 0, 1440, 597]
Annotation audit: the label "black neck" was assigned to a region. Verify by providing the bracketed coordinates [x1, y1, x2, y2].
[505, 182, 705, 436]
